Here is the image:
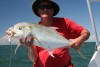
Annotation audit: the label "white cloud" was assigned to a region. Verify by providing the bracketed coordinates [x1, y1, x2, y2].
[90, 0, 100, 2]
[88, 34, 100, 42]
[88, 35, 95, 42]
[0, 36, 18, 45]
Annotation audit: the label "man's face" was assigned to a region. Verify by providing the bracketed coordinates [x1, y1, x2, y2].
[38, 2, 54, 18]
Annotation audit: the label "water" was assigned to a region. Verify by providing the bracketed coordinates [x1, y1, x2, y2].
[0, 42, 95, 67]
[70, 42, 95, 67]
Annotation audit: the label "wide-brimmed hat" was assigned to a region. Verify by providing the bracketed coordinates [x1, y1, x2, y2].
[32, 0, 59, 17]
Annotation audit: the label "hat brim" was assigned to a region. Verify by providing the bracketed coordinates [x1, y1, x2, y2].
[32, 0, 59, 17]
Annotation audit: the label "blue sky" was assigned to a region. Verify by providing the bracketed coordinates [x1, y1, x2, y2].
[0, 0, 100, 42]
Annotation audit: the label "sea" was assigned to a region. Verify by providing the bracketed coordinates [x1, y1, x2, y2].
[0, 42, 95, 67]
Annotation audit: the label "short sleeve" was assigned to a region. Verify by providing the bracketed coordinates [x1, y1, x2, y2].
[64, 18, 85, 39]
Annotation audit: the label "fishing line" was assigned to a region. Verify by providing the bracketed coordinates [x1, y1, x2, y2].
[8, 38, 13, 67]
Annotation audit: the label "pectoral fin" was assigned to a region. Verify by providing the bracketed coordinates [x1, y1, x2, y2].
[48, 51, 55, 58]
[33, 36, 43, 47]
[33, 36, 55, 58]
[77, 49, 88, 60]
[14, 43, 21, 54]
[49, 27, 59, 30]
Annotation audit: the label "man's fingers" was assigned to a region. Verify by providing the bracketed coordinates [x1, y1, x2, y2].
[24, 36, 27, 44]
[28, 36, 34, 45]
[19, 37, 24, 44]
[70, 42, 80, 50]
[19, 36, 34, 47]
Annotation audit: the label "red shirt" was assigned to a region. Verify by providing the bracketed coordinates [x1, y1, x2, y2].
[33, 17, 85, 67]
[51, 17, 85, 39]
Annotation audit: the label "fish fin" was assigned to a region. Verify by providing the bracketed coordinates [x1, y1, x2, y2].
[33, 36, 55, 58]
[48, 51, 55, 58]
[68, 40, 88, 60]
[14, 43, 21, 54]
[77, 49, 88, 60]
[33, 36, 43, 47]
[49, 27, 59, 30]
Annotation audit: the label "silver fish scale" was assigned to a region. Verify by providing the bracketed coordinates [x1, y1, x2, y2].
[31, 24, 69, 50]
[10, 22, 70, 50]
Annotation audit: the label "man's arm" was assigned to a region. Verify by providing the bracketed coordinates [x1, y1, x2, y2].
[27, 45, 38, 62]
[19, 37, 38, 62]
[70, 29, 90, 50]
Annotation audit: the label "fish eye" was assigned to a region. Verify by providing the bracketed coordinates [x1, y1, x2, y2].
[18, 27, 22, 30]
[8, 29, 10, 31]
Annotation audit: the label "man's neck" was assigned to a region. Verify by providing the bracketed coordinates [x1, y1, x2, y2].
[40, 17, 53, 27]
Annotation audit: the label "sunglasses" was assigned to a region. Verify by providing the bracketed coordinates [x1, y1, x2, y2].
[39, 4, 53, 9]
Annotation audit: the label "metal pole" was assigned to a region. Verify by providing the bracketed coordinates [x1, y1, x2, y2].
[87, 0, 99, 48]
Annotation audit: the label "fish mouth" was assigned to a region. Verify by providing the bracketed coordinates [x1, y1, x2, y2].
[6, 30, 16, 37]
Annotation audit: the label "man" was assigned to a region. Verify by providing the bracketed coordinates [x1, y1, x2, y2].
[20, 0, 90, 67]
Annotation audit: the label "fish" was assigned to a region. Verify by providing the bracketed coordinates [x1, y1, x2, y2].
[6, 22, 86, 59]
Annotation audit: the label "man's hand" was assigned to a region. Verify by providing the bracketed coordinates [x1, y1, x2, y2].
[70, 29, 90, 50]
[19, 36, 34, 48]
[70, 37, 84, 50]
